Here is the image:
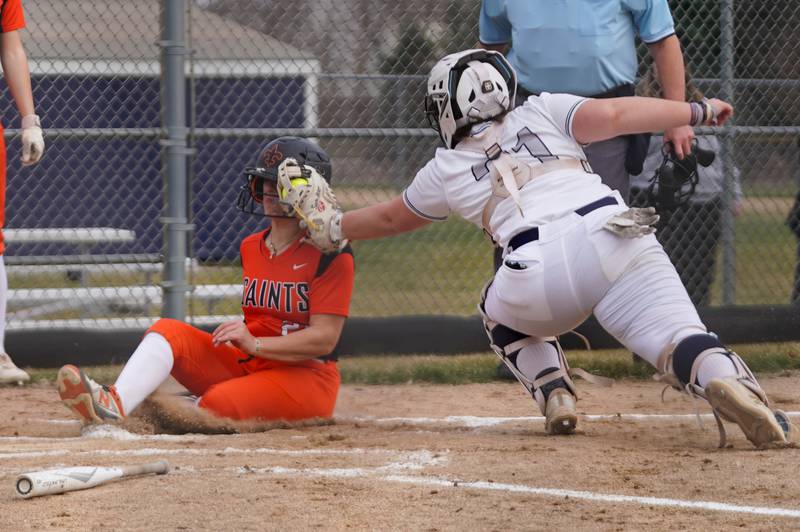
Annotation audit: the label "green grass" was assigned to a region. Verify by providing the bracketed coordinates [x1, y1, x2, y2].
[339, 353, 499, 384]
[26, 341, 800, 386]
[29, 365, 123, 385]
[349, 217, 494, 316]
[709, 208, 797, 305]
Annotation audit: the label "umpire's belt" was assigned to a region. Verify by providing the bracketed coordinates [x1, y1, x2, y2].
[506, 196, 619, 253]
[517, 83, 634, 101]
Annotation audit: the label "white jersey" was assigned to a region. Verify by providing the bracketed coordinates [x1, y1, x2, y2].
[403, 93, 616, 247]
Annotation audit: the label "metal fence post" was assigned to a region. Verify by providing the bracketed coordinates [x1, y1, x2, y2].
[720, 0, 736, 305]
[160, 0, 191, 320]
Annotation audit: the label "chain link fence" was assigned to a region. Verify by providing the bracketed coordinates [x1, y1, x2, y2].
[3, 0, 799, 333]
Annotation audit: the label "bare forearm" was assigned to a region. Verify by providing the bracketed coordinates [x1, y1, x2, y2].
[342, 204, 400, 240]
[252, 326, 340, 361]
[341, 196, 429, 241]
[0, 33, 34, 118]
[574, 97, 694, 144]
[611, 97, 693, 135]
[649, 35, 685, 102]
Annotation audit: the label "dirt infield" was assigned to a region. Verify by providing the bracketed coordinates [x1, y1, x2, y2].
[2, 375, 800, 530]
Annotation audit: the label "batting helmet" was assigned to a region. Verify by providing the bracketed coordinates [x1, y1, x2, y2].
[424, 49, 517, 149]
[237, 137, 332, 217]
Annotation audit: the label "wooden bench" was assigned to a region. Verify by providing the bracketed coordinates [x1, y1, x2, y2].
[3, 227, 239, 324]
[7, 284, 241, 320]
[6, 314, 240, 331]
[5, 227, 141, 284]
[5, 227, 136, 247]
[5, 256, 198, 284]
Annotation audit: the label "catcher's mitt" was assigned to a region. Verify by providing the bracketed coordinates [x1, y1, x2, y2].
[277, 158, 346, 253]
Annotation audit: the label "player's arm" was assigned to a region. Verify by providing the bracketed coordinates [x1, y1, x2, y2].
[0, 30, 44, 165]
[571, 97, 732, 146]
[0, 31, 32, 116]
[341, 196, 432, 241]
[211, 314, 346, 361]
[648, 35, 694, 158]
[252, 313, 346, 361]
[477, 0, 510, 55]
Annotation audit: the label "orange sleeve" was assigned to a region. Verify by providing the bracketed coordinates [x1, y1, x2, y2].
[1, 0, 25, 33]
[309, 252, 354, 317]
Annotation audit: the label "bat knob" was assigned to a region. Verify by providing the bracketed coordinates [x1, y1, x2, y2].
[16, 477, 33, 496]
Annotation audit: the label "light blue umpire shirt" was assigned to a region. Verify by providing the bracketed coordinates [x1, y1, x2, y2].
[480, 0, 676, 96]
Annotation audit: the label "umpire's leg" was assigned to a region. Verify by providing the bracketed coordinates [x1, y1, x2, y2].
[794, 237, 800, 304]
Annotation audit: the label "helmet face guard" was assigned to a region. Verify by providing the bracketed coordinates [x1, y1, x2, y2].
[237, 137, 332, 218]
[425, 49, 517, 148]
[236, 171, 293, 219]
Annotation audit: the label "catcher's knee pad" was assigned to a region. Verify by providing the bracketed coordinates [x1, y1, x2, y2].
[657, 333, 765, 400]
[671, 333, 726, 387]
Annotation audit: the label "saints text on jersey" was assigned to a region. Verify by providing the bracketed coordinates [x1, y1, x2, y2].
[242, 277, 309, 313]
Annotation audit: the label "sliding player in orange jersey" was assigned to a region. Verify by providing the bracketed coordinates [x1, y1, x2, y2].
[57, 137, 354, 423]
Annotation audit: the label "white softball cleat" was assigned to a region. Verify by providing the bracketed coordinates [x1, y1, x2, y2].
[705, 376, 797, 448]
[0, 353, 30, 385]
[545, 387, 578, 435]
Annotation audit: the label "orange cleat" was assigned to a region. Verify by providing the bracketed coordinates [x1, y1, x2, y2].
[57, 364, 125, 425]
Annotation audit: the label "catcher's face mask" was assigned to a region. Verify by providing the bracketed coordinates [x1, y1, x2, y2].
[643, 140, 716, 225]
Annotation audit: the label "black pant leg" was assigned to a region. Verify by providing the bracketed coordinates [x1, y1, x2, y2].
[793, 238, 800, 304]
[659, 200, 722, 307]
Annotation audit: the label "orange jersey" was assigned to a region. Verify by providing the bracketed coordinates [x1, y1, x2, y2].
[239, 228, 354, 342]
[0, 0, 24, 35]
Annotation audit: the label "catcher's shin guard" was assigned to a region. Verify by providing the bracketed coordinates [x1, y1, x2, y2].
[657, 334, 797, 448]
[478, 285, 577, 434]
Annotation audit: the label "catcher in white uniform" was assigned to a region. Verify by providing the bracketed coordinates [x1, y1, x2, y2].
[278, 49, 797, 448]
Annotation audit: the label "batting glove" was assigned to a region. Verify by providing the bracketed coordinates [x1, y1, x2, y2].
[603, 207, 659, 238]
[21, 114, 44, 166]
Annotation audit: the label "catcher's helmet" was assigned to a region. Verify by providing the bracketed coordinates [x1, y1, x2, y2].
[237, 136, 332, 217]
[424, 49, 517, 149]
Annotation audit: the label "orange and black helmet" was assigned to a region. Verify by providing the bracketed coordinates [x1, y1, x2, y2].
[237, 137, 332, 216]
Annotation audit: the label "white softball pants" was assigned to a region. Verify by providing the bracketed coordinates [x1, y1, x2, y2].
[484, 196, 707, 366]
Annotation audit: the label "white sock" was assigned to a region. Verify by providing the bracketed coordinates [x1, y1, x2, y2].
[114, 333, 174, 415]
[514, 342, 561, 381]
[696, 353, 738, 388]
[0, 256, 7, 352]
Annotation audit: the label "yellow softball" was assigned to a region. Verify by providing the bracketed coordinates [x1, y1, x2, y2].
[279, 177, 310, 199]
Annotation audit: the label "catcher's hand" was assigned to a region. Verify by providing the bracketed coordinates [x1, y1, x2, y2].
[603, 207, 659, 238]
[277, 158, 347, 253]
